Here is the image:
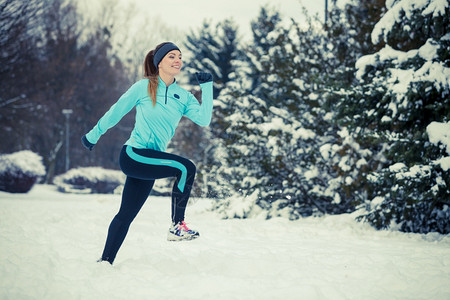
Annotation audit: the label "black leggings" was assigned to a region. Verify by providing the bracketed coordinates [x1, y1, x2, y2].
[101, 146, 196, 263]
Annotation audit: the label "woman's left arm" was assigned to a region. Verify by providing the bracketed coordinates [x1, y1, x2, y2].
[184, 72, 213, 127]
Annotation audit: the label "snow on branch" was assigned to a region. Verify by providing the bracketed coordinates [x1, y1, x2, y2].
[427, 121, 450, 170]
[372, 0, 449, 45]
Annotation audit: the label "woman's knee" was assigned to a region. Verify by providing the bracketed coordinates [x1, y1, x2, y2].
[115, 207, 140, 224]
[185, 159, 196, 174]
[176, 156, 195, 174]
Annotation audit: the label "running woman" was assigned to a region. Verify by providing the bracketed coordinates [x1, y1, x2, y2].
[81, 42, 213, 265]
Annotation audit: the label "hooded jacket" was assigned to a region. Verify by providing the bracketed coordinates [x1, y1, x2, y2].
[85, 76, 213, 151]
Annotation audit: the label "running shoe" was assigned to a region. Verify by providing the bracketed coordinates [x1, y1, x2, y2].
[167, 221, 200, 241]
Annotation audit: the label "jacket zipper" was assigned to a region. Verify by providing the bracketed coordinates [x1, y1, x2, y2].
[165, 86, 169, 104]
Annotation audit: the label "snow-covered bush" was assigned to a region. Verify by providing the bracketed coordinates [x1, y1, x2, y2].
[54, 167, 125, 194]
[360, 160, 450, 234]
[360, 121, 450, 233]
[0, 150, 46, 193]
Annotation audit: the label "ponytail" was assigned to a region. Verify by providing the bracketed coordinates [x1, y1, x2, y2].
[143, 48, 159, 106]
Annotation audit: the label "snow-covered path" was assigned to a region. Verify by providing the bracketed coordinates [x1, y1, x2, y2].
[1, 185, 449, 300]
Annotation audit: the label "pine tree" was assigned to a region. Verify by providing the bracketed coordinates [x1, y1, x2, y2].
[343, 0, 386, 56]
[319, 0, 389, 212]
[183, 18, 243, 98]
[211, 6, 362, 218]
[340, 0, 450, 233]
[246, 6, 283, 97]
[325, 0, 386, 87]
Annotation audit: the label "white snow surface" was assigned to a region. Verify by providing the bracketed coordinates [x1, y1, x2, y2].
[1, 185, 450, 300]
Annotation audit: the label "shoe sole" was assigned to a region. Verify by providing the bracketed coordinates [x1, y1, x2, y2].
[167, 233, 200, 242]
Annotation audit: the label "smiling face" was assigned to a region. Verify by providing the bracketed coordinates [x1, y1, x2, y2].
[158, 50, 183, 78]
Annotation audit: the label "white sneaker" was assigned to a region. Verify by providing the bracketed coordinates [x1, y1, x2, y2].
[167, 221, 200, 241]
[97, 258, 113, 265]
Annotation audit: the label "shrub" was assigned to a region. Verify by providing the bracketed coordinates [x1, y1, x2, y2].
[0, 150, 46, 193]
[359, 162, 450, 234]
[54, 167, 125, 194]
[358, 121, 450, 234]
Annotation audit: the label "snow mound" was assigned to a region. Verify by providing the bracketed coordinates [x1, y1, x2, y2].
[54, 167, 125, 194]
[0, 150, 46, 178]
[0, 150, 46, 193]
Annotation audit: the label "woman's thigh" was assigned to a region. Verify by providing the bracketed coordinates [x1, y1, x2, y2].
[119, 146, 195, 191]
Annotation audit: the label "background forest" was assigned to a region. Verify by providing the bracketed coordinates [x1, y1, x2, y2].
[1, 0, 449, 234]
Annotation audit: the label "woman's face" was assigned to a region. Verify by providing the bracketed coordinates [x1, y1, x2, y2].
[159, 50, 183, 77]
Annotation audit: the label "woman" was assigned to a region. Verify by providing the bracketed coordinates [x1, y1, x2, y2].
[81, 42, 213, 265]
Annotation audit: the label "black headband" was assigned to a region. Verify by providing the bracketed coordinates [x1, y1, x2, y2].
[153, 43, 180, 68]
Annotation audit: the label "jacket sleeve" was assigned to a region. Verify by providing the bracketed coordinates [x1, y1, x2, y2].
[184, 81, 213, 127]
[85, 81, 143, 144]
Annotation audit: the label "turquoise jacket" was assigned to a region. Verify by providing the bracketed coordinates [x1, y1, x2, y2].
[85, 77, 213, 151]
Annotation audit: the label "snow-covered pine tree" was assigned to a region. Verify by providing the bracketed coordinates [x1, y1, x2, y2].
[246, 5, 283, 97]
[343, 0, 450, 233]
[341, 0, 387, 56]
[183, 19, 243, 98]
[211, 6, 310, 218]
[326, 0, 387, 86]
[211, 5, 364, 218]
[322, 0, 389, 214]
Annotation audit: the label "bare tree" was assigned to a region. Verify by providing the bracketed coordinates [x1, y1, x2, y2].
[0, 0, 43, 150]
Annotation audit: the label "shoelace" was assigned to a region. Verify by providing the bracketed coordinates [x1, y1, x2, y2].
[178, 221, 191, 232]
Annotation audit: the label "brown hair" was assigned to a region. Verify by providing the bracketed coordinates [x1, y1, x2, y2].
[144, 43, 168, 106]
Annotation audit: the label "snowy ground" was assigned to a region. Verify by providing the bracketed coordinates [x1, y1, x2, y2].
[1, 185, 449, 300]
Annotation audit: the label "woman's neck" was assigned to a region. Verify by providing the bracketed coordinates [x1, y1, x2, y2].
[159, 73, 175, 87]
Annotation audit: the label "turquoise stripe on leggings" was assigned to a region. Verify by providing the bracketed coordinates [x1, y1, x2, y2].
[125, 146, 187, 192]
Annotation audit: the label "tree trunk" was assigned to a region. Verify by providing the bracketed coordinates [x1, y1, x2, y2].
[44, 140, 63, 184]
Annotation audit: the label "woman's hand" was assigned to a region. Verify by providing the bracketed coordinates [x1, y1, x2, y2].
[81, 135, 95, 151]
[195, 72, 213, 84]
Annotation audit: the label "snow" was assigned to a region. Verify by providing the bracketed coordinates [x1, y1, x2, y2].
[1, 185, 450, 300]
[389, 162, 407, 172]
[372, 0, 449, 44]
[0, 151, 46, 177]
[54, 167, 125, 194]
[423, 0, 449, 16]
[294, 127, 316, 140]
[319, 144, 332, 160]
[395, 164, 432, 180]
[427, 121, 450, 170]
[304, 166, 319, 180]
[427, 121, 450, 155]
[370, 196, 385, 210]
[355, 38, 450, 115]
[355, 39, 450, 92]
[434, 156, 450, 171]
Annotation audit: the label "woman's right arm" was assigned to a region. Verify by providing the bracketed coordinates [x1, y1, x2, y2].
[83, 80, 145, 147]
[184, 72, 213, 127]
